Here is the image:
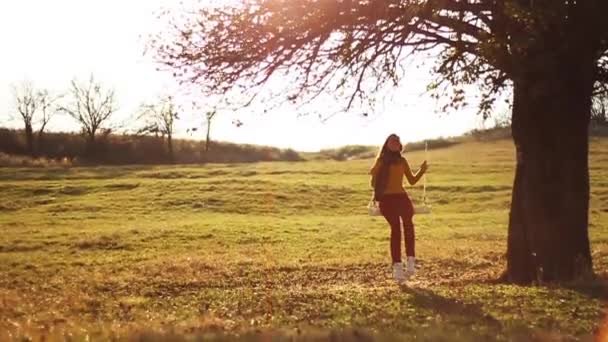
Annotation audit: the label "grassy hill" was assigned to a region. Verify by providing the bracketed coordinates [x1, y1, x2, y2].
[0, 137, 607, 341]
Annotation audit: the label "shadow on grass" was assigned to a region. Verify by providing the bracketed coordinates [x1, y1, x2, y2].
[399, 285, 501, 328]
[563, 275, 608, 301]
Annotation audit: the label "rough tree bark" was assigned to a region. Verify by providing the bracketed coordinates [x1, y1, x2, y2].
[506, 44, 595, 283]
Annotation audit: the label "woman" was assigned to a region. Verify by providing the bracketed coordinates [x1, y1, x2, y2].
[370, 134, 428, 282]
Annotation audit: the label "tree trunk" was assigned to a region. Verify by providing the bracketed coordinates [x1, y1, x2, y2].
[167, 133, 174, 162]
[37, 124, 48, 156]
[205, 120, 211, 153]
[37, 131, 44, 153]
[506, 54, 595, 284]
[24, 123, 34, 156]
[85, 130, 97, 157]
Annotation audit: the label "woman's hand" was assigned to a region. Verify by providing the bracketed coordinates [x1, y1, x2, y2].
[420, 160, 428, 174]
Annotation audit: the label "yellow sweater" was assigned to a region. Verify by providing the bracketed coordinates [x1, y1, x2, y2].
[370, 157, 419, 194]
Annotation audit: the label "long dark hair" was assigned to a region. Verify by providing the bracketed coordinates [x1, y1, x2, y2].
[376, 134, 403, 162]
[373, 134, 403, 201]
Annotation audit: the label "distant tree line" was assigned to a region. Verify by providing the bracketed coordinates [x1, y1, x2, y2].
[1, 74, 301, 165]
[2, 73, 607, 166]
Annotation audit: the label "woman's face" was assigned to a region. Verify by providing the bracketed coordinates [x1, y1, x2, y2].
[386, 135, 402, 152]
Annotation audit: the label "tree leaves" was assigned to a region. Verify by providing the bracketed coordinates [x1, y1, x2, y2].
[148, 0, 608, 118]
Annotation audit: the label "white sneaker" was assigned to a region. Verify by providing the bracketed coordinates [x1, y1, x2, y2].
[406, 257, 416, 276]
[392, 262, 406, 282]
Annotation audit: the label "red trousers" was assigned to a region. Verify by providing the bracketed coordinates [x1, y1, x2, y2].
[379, 193, 415, 263]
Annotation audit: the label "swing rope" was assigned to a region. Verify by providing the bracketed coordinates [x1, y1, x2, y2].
[422, 141, 428, 206]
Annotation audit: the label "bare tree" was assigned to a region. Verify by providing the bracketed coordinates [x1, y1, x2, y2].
[186, 108, 218, 153]
[204, 109, 217, 153]
[60, 75, 117, 148]
[10, 81, 62, 155]
[138, 96, 179, 159]
[11, 81, 38, 154]
[36, 89, 62, 145]
[151, 0, 608, 283]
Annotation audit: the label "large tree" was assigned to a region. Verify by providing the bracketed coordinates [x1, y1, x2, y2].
[151, 0, 608, 283]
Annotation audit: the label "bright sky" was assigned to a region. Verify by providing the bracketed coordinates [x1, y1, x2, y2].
[0, 0, 496, 152]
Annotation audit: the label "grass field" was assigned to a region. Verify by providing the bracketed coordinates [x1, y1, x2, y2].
[1, 138, 607, 341]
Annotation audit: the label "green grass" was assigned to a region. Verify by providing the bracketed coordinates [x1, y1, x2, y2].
[1, 138, 607, 341]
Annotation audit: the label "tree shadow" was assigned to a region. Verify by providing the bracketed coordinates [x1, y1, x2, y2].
[562, 275, 608, 301]
[398, 285, 501, 328]
[494, 269, 608, 301]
